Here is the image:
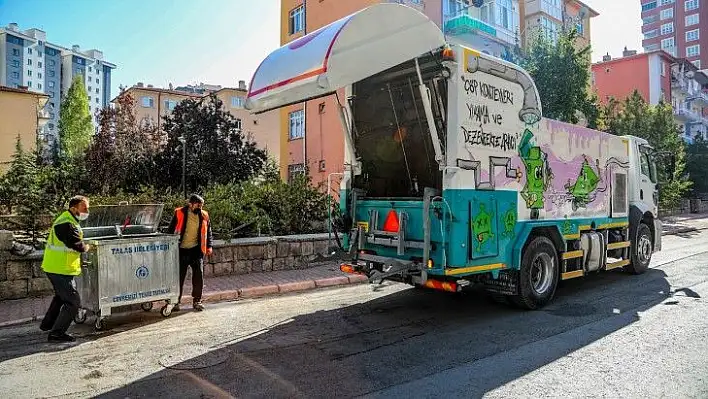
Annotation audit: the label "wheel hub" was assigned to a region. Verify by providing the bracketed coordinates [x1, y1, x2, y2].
[530, 253, 554, 295]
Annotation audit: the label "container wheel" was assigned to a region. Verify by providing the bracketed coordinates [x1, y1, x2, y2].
[74, 309, 87, 324]
[161, 304, 172, 317]
[511, 236, 559, 310]
[141, 302, 154, 312]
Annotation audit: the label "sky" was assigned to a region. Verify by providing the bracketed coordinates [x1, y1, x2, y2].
[0, 0, 640, 97]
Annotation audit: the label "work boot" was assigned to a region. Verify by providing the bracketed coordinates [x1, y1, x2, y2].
[193, 302, 205, 312]
[48, 333, 76, 343]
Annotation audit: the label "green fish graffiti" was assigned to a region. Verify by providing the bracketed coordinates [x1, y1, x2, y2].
[518, 129, 553, 209]
[502, 207, 517, 239]
[565, 157, 601, 210]
[473, 204, 494, 252]
[561, 216, 574, 235]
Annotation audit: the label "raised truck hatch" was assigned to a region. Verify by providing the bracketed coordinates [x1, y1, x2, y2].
[245, 3, 446, 114]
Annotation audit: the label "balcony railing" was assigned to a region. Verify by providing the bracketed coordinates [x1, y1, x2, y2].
[674, 107, 701, 122]
[444, 13, 497, 38]
[688, 91, 708, 105]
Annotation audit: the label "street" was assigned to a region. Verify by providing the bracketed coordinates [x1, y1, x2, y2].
[0, 230, 707, 399]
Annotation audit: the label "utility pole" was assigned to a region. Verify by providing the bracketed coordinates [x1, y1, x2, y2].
[178, 136, 186, 198]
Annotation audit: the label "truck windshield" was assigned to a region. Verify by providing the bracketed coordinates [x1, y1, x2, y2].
[350, 53, 447, 198]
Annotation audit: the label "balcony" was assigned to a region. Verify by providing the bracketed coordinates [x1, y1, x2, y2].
[524, 0, 563, 21]
[688, 91, 708, 106]
[674, 107, 701, 122]
[445, 13, 498, 38]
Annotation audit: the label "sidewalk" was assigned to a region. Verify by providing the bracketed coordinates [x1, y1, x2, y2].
[0, 263, 365, 328]
[661, 213, 708, 235]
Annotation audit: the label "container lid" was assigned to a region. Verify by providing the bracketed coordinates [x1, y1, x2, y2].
[81, 204, 165, 239]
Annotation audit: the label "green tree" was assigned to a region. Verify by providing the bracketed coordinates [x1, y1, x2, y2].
[520, 29, 598, 127]
[158, 94, 266, 193]
[602, 91, 691, 208]
[58, 75, 93, 160]
[686, 133, 708, 196]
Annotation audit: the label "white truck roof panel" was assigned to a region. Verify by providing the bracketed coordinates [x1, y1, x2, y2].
[245, 3, 446, 113]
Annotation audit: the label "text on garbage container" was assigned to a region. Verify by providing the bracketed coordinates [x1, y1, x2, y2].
[111, 243, 171, 255]
[112, 287, 171, 303]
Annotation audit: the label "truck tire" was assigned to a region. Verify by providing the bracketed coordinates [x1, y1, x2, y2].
[625, 223, 652, 275]
[511, 236, 559, 310]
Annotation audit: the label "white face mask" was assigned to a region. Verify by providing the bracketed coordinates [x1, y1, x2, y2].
[77, 212, 89, 221]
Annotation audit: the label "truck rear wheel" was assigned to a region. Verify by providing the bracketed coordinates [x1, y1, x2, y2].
[625, 223, 652, 275]
[512, 236, 559, 310]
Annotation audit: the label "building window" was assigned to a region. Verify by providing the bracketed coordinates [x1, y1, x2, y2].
[661, 61, 666, 76]
[644, 29, 659, 39]
[141, 96, 154, 108]
[95, 98, 99, 104]
[48, 81, 54, 88]
[28, 70, 32, 77]
[88, 67, 92, 72]
[88, 86, 92, 92]
[661, 37, 675, 50]
[235, 118, 242, 131]
[231, 96, 245, 108]
[288, 110, 305, 140]
[49, 92, 54, 98]
[496, 0, 513, 30]
[37, 83, 42, 90]
[660, 7, 674, 19]
[576, 21, 584, 35]
[642, 15, 658, 24]
[660, 22, 674, 35]
[289, 5, 305, 35]
[95, 88, 99, 94]
[11, 71, 19, 79]
[661, 0, 676, 4]
[27, 59, 32, 66]
[165, 99, 177, 111]
[642, 1, 658, 12]
[96, 79, 99, 84]
[88, 96, 91, 102]
[48, 123, 54, 129]
[11, 48, 19, 56]
[37, 49, 42, 57]
[38, 72, 42, 79]
[287, 164, 305, 183]
[686, 29, 700, 42]
[27, 48, 32, 55]
[11, 60, 20, 68]
[686, 13, 699, 26]
[37, 61, 42, 68]
[48, 70, 55, 77]
[540, 16, 560, 43]
[27, 81, 32, 87]
[88, 77, 92, 82]
[48, 59, 55, 67]
[687, 44, 701, 57]
[685, 0, 699, 10]
[693, 60, 702, 68]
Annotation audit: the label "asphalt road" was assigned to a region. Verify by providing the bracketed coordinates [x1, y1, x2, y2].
[0, 230, 706, 399]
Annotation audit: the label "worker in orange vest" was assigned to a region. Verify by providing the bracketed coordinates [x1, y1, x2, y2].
[168, 194, 213, 311]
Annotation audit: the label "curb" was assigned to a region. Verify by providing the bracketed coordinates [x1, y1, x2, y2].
[662, 226, 707, 236]
[0, 274, 368, 329]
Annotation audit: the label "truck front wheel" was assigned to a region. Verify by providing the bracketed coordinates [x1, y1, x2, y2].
[512, 236, 559, 310]
[626, 223, 652, 275]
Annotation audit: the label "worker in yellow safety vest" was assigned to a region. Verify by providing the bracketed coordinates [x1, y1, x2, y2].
[40, 195, 91, 343]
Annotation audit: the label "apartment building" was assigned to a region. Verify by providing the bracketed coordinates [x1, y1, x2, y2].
[592, 49, 708, 141]
[519, 0, 599, 50]
[115, 82, 281, 162]
[0, 86, 49, 172]
[641, 0, 707, 70]
[0, 23, 116, 152]
[443, 0, 521, 61]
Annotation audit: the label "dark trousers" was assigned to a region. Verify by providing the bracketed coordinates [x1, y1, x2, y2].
[178, 247, 204, 304]
[40, 273, 81, 334]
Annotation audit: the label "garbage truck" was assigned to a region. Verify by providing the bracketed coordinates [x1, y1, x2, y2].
[245, 3, 662, 309]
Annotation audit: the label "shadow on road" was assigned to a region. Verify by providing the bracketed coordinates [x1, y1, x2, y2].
[93, 267, 673, 399]
[0, 308, 191, 363]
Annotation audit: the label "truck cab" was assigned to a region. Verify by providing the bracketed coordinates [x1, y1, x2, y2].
[246, 3, 661, 309]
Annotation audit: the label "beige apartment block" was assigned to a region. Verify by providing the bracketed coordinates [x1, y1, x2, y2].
[113, 82, 280, 164]
[0, 86, 49, 172]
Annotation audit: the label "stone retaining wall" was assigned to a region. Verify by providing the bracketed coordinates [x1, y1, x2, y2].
[0, 231, 336, 301]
